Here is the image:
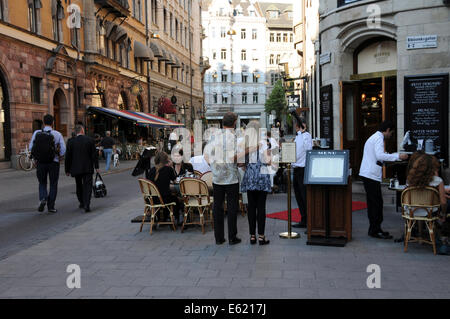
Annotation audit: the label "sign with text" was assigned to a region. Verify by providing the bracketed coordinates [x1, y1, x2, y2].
[320, 85, 333, 149]
[288, 95, 300, 108]
[304, 150, 349, 185]
[319, 52, 331, 66]
[407, 35, 438, 50]
[281, 142, 296, 163]
[404, 74, 449, 166]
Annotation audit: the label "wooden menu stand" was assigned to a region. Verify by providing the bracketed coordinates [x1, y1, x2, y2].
[306, 176, 352, 247]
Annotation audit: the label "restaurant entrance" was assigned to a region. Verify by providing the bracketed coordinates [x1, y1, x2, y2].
[341, 76, 397, 176]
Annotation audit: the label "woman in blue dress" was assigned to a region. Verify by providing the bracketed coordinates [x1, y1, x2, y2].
[240, 121, 273, 245]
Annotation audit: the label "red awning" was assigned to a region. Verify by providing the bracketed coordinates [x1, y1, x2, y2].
[158, 97, 176, 114]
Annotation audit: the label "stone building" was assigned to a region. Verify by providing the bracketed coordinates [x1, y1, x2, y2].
[308, 0, 450, 177]
[202, 0, 268, 126]
[0, 0, 204, 169]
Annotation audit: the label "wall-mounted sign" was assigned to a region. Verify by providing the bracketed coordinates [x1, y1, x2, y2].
[319, 52, 331, 66]
[404, 74, 449, 167]
[288, 95, 300, 108]
[320, 85, 333, 148]
[358, 40, 397, 74]
[407, 35, 437, 50]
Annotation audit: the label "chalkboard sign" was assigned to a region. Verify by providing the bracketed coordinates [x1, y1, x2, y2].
[320, 85, 334, 148]
[404, 74, 449, 166]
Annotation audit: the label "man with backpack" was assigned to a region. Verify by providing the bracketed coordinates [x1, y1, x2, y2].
[29, 114, 66, 213]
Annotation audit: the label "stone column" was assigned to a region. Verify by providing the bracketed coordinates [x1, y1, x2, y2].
[83, 0, 97, 62]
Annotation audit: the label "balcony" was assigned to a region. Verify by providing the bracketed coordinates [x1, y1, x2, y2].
[200, 56, 211, 74]
[95, 0, 130, 18]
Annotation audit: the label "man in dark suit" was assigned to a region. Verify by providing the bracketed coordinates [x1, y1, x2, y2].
[65, 124, 99, 213]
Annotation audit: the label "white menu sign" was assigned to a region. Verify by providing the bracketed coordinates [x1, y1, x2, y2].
[281, 142, 297, 163]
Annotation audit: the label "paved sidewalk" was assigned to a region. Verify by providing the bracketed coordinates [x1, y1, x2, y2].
[0, 160, 138, 204]
[0, 189, 449, 299]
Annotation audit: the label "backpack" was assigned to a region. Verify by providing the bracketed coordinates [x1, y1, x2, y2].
[93, 172, 107, 198]
[31, 130, 57, 163]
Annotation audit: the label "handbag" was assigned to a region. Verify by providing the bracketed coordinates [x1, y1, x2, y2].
[93, 172, 107, 198]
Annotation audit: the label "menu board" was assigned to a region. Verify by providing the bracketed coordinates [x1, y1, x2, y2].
[404, 74, 449, 166]
[304, 150, 349, 185]
[320, 85, 334, 148]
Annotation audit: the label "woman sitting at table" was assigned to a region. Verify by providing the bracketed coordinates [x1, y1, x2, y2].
[406, 153, 447, 215]
[171, 145, 194, 178]
[148, 151, 181, 224]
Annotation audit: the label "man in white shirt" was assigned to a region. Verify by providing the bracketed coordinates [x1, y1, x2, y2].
[292, 117, 313, 228]
[29, 114, 66, 213]
[359, 120, 408, 239]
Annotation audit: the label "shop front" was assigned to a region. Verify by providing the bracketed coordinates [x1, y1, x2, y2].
[0, 67, 11, 163]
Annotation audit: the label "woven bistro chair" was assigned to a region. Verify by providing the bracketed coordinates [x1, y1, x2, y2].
[193, 170, 203, 178]
[401, 186, 441, 255]
[138, 178, 177, 235]
[179, 178, 214, 234]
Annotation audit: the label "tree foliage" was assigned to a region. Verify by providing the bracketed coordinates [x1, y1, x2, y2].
[265, 80, 287, 120]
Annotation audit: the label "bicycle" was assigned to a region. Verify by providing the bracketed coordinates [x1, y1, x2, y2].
[18, 145, 35, 171]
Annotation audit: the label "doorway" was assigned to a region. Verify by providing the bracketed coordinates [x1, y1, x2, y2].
[53, 89, 69, 137]
[341, 76, 397, 176]
[0, 70, 11, 161]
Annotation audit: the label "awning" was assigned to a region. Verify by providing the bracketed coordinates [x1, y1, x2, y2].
[134, 41, 154, 61]
[111, 26, 128, 43]
[128, 111, 184, 127]
[149, 42, 163, 58]
[87, 106, 165, 127]
[159, 48, 170, 62]
[165, 52, 175, 66]
[172, 55, 181, 68]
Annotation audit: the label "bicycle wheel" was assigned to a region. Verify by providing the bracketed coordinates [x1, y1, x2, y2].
[19, 155, 34, 171]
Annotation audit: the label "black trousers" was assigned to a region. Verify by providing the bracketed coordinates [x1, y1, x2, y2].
[75, 174, 93, 209]
[361, 176, 384, 234]
[293, 167, 307, 223]
[247, 190, 268, 236]
[36, 162, 60, 209]
[213, 183, 239, 241]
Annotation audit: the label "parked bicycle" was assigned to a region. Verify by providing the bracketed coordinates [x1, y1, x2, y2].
[18, 145, 35, 171]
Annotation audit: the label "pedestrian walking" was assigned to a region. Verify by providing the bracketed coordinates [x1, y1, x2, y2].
[292, 117, 313, 228]
[205, 112, 242, 245]
[65, 124, 99, 213]
[240, 121, 272, 245]
[29, 114, 66, 213]
[359, 120, 408, 239]
[101, 131, 115, 171]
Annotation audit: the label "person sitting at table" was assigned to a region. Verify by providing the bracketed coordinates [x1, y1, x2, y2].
[171, 145, 194, 178]
[406, 153, 447, 215]
[148, 151, 181, 224]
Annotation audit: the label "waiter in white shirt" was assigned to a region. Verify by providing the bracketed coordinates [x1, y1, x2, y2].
[292, 117, 313, 228]
[359, 120, 408, 239]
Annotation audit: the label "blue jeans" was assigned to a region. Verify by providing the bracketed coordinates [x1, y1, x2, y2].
[104, 148, 113, 171]
[36, 161, 60, 209]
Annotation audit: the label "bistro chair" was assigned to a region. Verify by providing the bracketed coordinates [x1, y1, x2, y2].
[401, 186, 441, 255]
[193, 170, 203, 178]
[138, 178, 177, 235]
[179, 178, 214, 234]
[200, 171, 213, 188]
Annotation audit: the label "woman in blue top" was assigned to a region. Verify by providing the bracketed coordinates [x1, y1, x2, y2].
[240, 121, 272, 245]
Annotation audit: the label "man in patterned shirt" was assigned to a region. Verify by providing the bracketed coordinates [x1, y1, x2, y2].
[205, 112, 242, 245]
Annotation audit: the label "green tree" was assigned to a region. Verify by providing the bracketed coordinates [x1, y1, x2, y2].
[265, 80, 287, 120]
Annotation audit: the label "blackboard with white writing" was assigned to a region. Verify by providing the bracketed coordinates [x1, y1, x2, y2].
[320, 85, 334, 148]
[404, 74, 449, 166]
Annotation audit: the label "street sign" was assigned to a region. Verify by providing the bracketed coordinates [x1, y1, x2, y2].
[288, 95, 300, 108]
[407, 35, 437, 50]
[320, 52, 331, 65]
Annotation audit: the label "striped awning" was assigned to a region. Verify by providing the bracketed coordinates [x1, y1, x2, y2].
[87, 106, 165, 127]
[128, 111, 184, 127]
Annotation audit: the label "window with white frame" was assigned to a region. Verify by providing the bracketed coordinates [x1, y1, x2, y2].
[28, 0, 41, 34]
[221, 49, 227, 60]
[270, 33, 274, 42]
[241, 28, 246, 39]
[253, 93, 258, 104]
[221, 26, 226, 38]
[283, 33, 288, 42]
[222, 94, 228, 104]
[276, 33, 281, 42]
[213, 93, 217, 104]
[252, 29, 257, 40]
[242, 74, 248, 83]
[241, 50, 246, 61]
[269, 54, 274, 65]
[221, 73, 227, 82]
[242, 92, 247, 104]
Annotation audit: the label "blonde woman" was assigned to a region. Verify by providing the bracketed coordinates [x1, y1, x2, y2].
[240, 121, 272, 245]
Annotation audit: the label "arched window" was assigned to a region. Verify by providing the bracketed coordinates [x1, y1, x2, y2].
[134, 96, 143, 112]
[118, 92, 127, 110]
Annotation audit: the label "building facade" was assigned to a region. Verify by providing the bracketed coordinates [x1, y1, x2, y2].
[202, 0, 268, 126]
[305, 0, 450, 178]
[0, 0, 204, 169]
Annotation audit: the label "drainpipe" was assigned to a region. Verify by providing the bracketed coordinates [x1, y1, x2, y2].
[145, 0, 151, 113]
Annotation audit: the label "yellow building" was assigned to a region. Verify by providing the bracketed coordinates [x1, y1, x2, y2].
[0, 0, 205, 168]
